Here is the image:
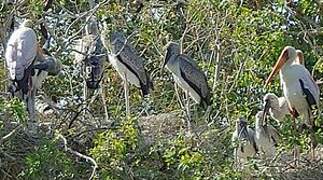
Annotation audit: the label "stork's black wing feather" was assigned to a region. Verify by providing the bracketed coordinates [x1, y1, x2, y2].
[299, 79, 317, 110]
[178, 55, 211, 108]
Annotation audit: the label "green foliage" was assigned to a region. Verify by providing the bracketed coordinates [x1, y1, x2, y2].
[21, 138, 76, 179]
[1, 0, 323, 179]
[0, 97, 27, 123]
[90, 118, 139, 179]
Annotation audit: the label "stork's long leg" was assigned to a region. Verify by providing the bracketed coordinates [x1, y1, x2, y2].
[175, 83, 185, 110]
[124, 74, 130, 117]
[100, 87, 109, 122]
[185, 91, 192, 134]
[292, 116, 299, 166]
[308, 109, 317, 161]
[27, 90, 36, 122]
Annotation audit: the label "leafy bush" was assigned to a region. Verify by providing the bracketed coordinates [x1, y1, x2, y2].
[21, 138, 76, 179]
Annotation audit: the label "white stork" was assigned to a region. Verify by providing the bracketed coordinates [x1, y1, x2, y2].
[5, 19, 62, 121]
[255, 111, 279, 160]
[5, 19, 39, 121]
[265, 46, 320, 161]
[232, 117, 258, 167]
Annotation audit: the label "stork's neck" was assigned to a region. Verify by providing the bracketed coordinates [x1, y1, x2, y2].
[279, 57, 296, 81]
[256, 119, 263, 127]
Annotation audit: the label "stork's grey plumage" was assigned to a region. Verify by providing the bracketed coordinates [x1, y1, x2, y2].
[255, 111, 279, 159]
[263, 93, 289, 122]
[108, 31, 152, 96]
[232, 117, 258, 165]
[74, 17, 105, 89]
[164, 42, 211, 108]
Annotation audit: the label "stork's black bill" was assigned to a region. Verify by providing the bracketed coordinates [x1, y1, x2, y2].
[33, 63, 49, 71]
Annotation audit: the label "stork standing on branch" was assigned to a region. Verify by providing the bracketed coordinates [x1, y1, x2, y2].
[163, 42, 211, 132]
[265, 46, 320, 162]
[101, 30, 152, 117]
[5, 19, 62, 121]
[73, 16, 109, 121]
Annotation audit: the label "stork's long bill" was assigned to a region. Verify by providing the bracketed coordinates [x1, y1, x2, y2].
[263, 99, 270, 125]
[265, 48, 288, 87]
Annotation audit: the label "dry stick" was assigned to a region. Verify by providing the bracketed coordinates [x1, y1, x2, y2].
[0, 124, 22, 145]
[212, 13, 221, 91]
[58, 134, 98, 180]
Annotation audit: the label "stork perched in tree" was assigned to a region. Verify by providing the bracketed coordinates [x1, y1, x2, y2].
[73, 16, 109, 121]
[255, 111, 279, 160]
[5, 19, 62, 121]
[74, 16, 105, 89]
[265, 46, 320, 162]
[101, 30, 152, 117]
[263, 49, 305, 123]
[232, 117, 258, 167]
[163, 42, 211, 131]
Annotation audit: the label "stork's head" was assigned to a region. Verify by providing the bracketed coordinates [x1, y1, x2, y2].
[255, 110, 266, 126]
[85, 16, 99, 35]
[163, 42, 180, 68]
[295, 49, 304, 65]
[85, 55, 104, 89]
[265, 46, 297, 86]
[111, 31, 126, 44]
[20, 19, 34, 28]
[236, 117, 249, 139]
[263, 93, 279, 114]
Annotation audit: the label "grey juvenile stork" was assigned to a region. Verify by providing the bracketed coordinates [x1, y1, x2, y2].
[5, 19, 61, 121]
[255, 111, 279, 160]
[265, 46, 320, 162]
[232, 117, 258, 167]
[263, 49, 304, 123]
[163, 42, 211, 131]
[73, 16, 109, 121]
[101, 31, 152, 117]
[263, 93, 289, 123]
[74, 16, 104, 90]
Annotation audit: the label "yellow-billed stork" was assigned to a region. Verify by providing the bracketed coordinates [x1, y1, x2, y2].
[263, 49, 305, 123]
[265, 46, 320, 161]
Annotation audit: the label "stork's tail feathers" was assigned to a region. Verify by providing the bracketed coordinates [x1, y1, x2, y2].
[140, 71, 153, 97]
[200, 93, 212, 110]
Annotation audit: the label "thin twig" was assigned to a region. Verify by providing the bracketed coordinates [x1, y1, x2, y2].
[57, 134, 98, 180]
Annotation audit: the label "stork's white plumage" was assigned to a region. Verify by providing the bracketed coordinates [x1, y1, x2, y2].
[255, 111, 279, 159]
[5, 19, 62, 122]
[263, 49, 305, 123]
[232, 117, 258, 166]
[265, 46, 320, 161]
[5, 21, 37, 81]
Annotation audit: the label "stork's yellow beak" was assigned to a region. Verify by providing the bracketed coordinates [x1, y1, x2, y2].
[265, 49, 288, 87]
